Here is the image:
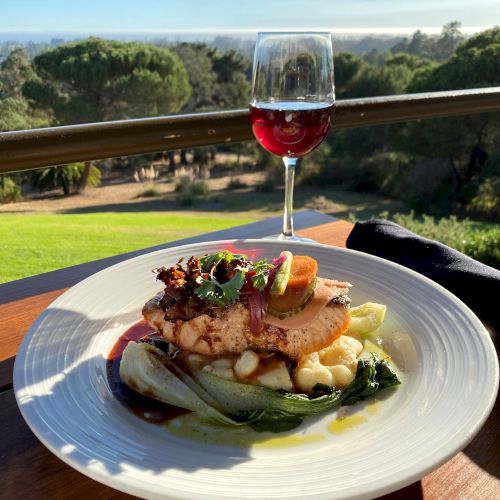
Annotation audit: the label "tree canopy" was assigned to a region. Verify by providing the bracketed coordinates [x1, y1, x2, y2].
[0, 48, 50, 131]
[1, 26, 498, 219]
[0, 48, 37, 99]
[391, 22, 466, 61]
[24, 37, 192, 123]
[170, 43, 251, 112]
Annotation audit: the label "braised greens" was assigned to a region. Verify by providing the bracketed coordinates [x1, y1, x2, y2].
[120, 342, 401, 433]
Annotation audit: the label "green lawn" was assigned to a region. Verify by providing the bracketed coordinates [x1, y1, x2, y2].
[0, 212, 258, 283]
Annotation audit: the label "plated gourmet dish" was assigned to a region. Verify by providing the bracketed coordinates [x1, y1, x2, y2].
[119, 249, 401, 432]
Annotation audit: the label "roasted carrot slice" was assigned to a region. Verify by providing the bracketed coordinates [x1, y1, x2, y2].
[286, 256, 318, 289]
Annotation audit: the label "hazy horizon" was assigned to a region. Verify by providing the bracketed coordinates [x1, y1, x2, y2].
[0, 25, 493, 44]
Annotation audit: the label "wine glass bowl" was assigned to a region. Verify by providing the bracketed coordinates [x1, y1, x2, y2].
[250, 32, 335, 240]
[249, 102, 333, 158]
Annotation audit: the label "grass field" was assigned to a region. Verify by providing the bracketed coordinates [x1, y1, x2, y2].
[2, 181, 497, 284]
[0, 212, 258, 283]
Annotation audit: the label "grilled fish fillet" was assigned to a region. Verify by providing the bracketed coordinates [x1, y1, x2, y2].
[143, 278, 351, 360]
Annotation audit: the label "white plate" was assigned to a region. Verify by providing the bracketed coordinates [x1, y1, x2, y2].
[14, 240, 498, 499]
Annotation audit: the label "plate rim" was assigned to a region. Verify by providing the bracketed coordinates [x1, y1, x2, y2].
[13, 239, 500, 499]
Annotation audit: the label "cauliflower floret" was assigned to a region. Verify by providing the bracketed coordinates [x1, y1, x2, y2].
[329, 364, 356, 387]
[234, 350, 260, 378]
[256, 361, 294, 391]
[202, 364, 235, 380]
[211, 357, 233, 369]
[294, 335, 363, 393]
[319, 336, 363, 373]
[294, 351, 333, 391]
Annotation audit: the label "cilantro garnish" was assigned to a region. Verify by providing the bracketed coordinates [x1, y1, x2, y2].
[250, 259, 274, 292]
[195, 271, 245, 307]
[200, 250, 246, 272]
[195, 251, 275, 306]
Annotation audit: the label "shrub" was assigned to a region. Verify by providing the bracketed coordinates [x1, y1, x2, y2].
[398, 159, 457, 214]
[460, 230, 500, 267]
[31, 162, 101, 195]
[389, 212, 500, 268]
[175, 178, 209, 195]
[174, 177, 209, 205]
[138, 186, 161, 198]
[0, 176, 22, 203]
[226, 177, 247, 190]
[466, 177, 500, 221]
[361, 152, 412, 197]
[192, 180, 210, 196]
[255, 178, 276, 193]
[176, 194, 196, 206]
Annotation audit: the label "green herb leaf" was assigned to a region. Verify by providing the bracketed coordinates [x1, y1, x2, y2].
[251, 259, 274, 292]
[195, 271, 245, 307]
[199, 250, 244, 272]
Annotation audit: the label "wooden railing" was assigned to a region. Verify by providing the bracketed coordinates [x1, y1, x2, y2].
[1, 87, 500, 174]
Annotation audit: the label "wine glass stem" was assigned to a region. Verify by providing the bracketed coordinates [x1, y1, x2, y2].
[282, 157, 301, 239]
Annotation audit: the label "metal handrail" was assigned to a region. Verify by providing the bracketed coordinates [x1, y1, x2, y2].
[1, 87, 500, 174]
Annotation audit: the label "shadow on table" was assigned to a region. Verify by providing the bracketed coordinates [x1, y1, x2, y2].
[462, 393, 500, 479]
[376, 482, 423, 499]
[0, 356, 15, 391]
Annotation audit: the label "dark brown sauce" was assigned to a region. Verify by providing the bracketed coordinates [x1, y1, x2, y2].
[107, 320, 189, 424]
[108, 322, 298, 423]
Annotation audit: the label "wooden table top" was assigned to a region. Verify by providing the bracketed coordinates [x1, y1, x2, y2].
[1, 210, 498, 499]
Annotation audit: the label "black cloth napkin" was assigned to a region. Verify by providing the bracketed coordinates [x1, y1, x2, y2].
[346, 219, 500, 331]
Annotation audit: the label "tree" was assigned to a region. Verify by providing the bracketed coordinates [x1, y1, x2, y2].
[23, 38, 192, 191]
[409, 27, 500, 91]
[169, 44, 251, 171]
[0, 47, 52, 202]
[341, 52, 434, 99]
[435, 22, 465, 62]
[31, 162, 101, 195]
[170, 43, 251, 112]
[312, 51, 436, 193]
[394, 27, 500, 212]
[0, 47, 50, 132]
[170, 43, 218, 112]
[0, 97, 33, 131]
[333, 52, 364, 97]
[0, 48, 37, 99]
[25, 37, 191, 124]
[391, 30, 433, 59]
[390, 23, 464, 62]
[385, 53, 436, 72]
[211, 49, 251, 108]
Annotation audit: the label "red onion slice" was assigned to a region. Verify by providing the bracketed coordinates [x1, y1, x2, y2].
[247, 291, 267, 334]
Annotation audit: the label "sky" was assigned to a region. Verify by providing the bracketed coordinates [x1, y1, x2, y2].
[0, 0, 498, 34]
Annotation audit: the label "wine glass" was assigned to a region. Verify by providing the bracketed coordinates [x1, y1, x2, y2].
[250, 32, 335, 240]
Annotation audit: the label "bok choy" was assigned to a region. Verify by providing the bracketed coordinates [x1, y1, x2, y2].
[120, 342, 401, 433]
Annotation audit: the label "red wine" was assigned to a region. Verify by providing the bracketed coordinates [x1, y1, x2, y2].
[250, 101, 334, 157]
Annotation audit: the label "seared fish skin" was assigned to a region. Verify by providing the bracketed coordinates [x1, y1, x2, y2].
[143, 278, 351, 360]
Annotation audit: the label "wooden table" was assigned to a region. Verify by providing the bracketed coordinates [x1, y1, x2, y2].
[1, 210, 498, 499]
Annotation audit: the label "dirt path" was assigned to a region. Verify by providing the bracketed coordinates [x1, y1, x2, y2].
[0, 171, 267, 214]
[0, 167, 407, 221]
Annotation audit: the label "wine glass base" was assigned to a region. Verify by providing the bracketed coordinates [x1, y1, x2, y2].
[263, 234, 316, 243]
